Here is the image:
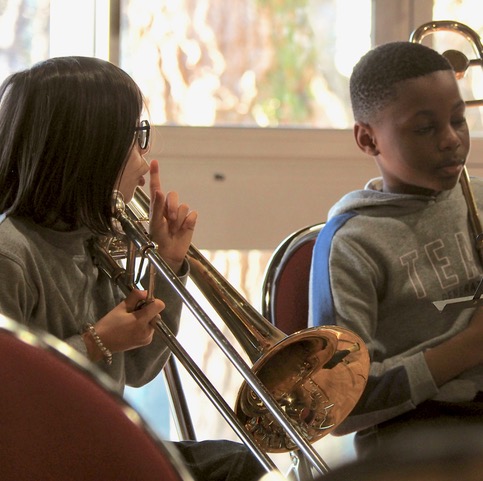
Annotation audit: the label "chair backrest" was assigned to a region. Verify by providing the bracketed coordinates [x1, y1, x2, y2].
[261, 222, 325, 335]
[0, 314, 194, 481]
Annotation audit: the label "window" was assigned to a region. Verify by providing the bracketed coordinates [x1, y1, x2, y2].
[418, 0, 483, 132]
[2, 1, 483, 470]
[120, 0, 371, 128]
[3, 1, 483, 131]
[0, 0, 49, 81]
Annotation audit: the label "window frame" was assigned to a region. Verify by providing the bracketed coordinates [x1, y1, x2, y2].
[87, 1, 483, 249]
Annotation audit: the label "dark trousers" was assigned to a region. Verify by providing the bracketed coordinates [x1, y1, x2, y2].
[354, 398, 483, 460]
[174, 440, 267, 481]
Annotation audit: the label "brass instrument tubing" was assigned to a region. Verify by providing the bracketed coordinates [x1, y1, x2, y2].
[163, 358, 198, 441]
[90, 237, 280, 474]
[460, 167, 483, 263]
[114, 201, 332, 476]
[186, 244, 286, 360]
[125, 240, 137, 288]
[410, 21, 483, 265]
[153, 318, 281, 473]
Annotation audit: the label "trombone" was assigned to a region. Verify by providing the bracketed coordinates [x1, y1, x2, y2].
[410, 21, 483, 264]
[91, 188, 370, 479]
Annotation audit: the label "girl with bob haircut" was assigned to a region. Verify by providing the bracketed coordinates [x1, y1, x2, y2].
[0, 56, 265, 481]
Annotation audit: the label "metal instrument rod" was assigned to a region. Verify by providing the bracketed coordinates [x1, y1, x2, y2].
[116, 210, 331, 475]
[153, 317, 281, 474]
[125, 239, 136, 288]
[90, 237, 279, 474]
[163, 357, 198, 441]
[460, 167, 483, 262]
[409, 21, 483, 57]
[145, 244, 330, 475]
[410, 21, 483, 266]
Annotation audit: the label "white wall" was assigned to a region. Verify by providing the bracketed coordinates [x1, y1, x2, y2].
[149, 126, 483, 250]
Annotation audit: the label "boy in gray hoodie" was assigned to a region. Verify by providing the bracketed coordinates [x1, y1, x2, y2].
[309, 41, 483, 458]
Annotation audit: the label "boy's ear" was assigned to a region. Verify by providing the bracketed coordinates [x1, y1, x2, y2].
[354, 122, 379, 156]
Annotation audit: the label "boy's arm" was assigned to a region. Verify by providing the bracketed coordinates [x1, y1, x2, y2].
[309, 222, 437, 433]
[424, 308, 483, 385]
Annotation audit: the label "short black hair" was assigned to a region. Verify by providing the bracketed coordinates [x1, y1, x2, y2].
[0, 56, 144, 233]
[350, 41, 453, 123]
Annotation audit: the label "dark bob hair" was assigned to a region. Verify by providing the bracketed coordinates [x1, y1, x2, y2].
[0, 56, 144, 233]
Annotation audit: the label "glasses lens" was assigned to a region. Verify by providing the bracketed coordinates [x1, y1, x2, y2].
[137, 120, 150, 150]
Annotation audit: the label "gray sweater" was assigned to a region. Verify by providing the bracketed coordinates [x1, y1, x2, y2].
[309, 177, 483, 434]
[0, 216, 187, 392]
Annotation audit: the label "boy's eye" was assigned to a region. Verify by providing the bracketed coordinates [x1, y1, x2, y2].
[452, 117, 467, 127]
[415, 125, 434, 134]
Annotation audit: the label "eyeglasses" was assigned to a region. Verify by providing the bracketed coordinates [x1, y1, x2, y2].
[134, 120, 150, 150]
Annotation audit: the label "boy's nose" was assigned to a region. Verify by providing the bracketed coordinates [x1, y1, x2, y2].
[439, 126, 461, 151]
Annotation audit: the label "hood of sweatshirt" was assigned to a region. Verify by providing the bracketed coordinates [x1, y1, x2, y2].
[328, 177, 456, 220]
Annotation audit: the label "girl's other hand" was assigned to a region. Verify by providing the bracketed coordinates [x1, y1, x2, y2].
[148, 159, 197, 273]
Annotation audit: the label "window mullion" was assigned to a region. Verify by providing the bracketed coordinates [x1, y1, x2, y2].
[372, 0, 433, 45]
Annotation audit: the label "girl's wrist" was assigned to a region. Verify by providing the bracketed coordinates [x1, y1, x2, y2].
[82, 324, 113, 365]
[82, 331, 102, 362]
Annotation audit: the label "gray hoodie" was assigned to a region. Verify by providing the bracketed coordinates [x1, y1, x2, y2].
[309, 177, 483, 434]
[0, 216, 187, 392]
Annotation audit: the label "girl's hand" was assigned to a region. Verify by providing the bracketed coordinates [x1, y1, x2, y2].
[83, 289, 165, 362]
[148, 159, 197, 273]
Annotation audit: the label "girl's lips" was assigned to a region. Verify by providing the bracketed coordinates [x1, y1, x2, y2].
[138, 176, 146, 187]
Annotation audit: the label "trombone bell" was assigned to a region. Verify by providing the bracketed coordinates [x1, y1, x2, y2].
[95, 187, 370, 458]
[235, 326, 368, 452]
[185, 234, 369, 453]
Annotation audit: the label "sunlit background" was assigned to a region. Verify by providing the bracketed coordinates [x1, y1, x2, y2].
[3, 0, 483, 130]
[2, 0, 483, 474]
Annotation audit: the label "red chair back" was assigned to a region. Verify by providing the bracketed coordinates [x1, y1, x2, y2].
[0, 315, 193, 481]
[261, 223, 324, 334]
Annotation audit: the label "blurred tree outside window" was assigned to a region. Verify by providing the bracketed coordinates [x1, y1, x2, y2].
[120, 0, 371, 128]
[423, 0, 483, 132]
[2, 1, 483, 130]
[0, 0, 49, 82]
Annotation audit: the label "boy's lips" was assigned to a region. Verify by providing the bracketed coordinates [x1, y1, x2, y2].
[437, 160, 464, 176]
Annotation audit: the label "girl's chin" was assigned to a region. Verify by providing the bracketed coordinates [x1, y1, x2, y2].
[116, 190, 133, 203]
[124, 192, 135, 203]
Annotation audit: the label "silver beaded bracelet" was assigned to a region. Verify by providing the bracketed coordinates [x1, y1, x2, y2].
[85, 323, 113, 365]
